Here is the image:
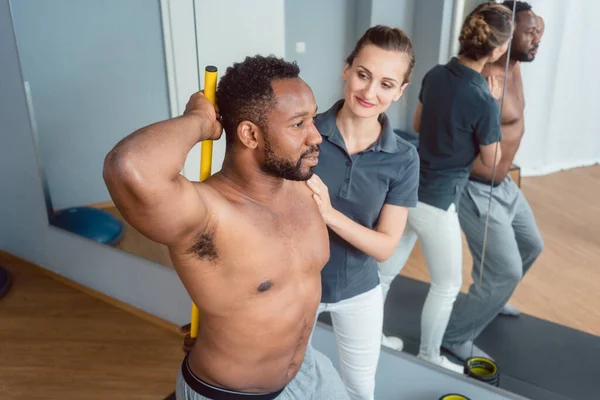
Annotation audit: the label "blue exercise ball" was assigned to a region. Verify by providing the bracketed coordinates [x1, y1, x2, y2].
[50, 207, 124, 246]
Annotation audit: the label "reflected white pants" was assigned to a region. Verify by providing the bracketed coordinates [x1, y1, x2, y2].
[314, 285, 383, 400]
[378, 201, 463, 359]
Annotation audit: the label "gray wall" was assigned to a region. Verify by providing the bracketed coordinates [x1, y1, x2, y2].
[355, 0, 373, 43]
[404, 0, 448, 134]
[11, 0, 170, 210]
[284, 0, 357, 110]
[1, 0, 190, 325]
[464, 0, 488, 15]
[371, 0, 415, 35]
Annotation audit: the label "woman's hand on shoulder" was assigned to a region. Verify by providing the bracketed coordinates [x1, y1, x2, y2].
[487, 76, 502, 100]
[307, 174, 335, 225]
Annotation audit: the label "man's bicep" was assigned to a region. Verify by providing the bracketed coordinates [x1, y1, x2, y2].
[478, 142, 501, 168]
[110, 176, 209, 247]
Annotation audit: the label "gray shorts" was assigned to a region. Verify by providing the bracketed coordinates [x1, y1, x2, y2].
[176, 345, 349, 400]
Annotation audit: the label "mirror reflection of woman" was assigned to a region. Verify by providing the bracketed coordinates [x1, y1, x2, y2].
[307, 26, 419, 400]
[378, 3, 513, 373]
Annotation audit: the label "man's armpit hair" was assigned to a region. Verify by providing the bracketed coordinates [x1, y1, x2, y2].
[188, 225, 219, 262]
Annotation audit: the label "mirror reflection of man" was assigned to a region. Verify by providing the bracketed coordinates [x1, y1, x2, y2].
[442, 1, 545, 361]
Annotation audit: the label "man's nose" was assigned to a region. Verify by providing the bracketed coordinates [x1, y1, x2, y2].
[308, 124, 322, 145]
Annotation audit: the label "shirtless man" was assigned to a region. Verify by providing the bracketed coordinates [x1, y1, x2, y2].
[103, 55, 349, 399]
[442, 1, 545, 361]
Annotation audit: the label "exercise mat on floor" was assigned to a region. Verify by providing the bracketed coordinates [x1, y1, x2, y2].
[345, 276, 600, 400]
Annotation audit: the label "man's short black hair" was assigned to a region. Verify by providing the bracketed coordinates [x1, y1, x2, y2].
[216, 55, 300, 149]
[502, 1, 533, 19]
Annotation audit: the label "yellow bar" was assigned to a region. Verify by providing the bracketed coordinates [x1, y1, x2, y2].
[203, 66, 218, 104]
[190, 304, 201, 338]
[190, 65, 218, 339]
[200, 141, 213, 182]
[200, 65, 217, 182]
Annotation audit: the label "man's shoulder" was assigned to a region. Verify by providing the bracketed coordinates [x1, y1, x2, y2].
[513, 62, 523, 79]
[482, 62, 506, 77]
[193, 174, 223, 194]
[191, 175, 239, 211]
[288, 179, 313, 197]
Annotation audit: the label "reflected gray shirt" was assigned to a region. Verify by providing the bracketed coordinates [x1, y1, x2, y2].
[417, 57, 502, 210]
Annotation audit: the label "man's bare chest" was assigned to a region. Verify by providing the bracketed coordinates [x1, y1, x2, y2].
[502, 71, 525, 125]
[219, 200, 329, 268]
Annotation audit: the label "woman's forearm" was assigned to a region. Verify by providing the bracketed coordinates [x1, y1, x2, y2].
[326, 209, 398, 262]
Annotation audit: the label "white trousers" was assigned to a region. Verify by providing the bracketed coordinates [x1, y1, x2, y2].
[314, 285, 383, 400]
[378, 201, 463, 359]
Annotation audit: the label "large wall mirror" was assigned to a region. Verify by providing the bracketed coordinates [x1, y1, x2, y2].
[10, 0, 597, 399]
[12, 0, 176, 267]
[466, 1, 599, 399]
[376, 1, 599, 400]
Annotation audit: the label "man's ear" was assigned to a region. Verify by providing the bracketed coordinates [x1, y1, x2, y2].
[237, 121, 260, 149]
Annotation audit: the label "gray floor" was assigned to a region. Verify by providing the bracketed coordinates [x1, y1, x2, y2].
[332, 275, 600, 400]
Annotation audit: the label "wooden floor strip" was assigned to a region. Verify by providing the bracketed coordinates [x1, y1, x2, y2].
[0, 252, 183, 400]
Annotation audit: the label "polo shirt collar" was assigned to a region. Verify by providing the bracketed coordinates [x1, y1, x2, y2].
[318, 99, 400, 154]
[446, 57, 487, 87]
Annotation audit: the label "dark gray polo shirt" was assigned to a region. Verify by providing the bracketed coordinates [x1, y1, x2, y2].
[417, 57, 502, 211]
[314, 100, 419, 304]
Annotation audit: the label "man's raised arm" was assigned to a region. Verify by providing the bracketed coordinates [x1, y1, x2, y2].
[103, 92, 222, 246]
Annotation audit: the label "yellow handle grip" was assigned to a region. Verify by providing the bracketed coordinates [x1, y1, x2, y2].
[200, 66, 217, 182]
[190, 65, 218, 339]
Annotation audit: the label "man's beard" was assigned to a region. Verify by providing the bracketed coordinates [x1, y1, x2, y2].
[261, 135, 319, 181]
[511, 45, 538, 62]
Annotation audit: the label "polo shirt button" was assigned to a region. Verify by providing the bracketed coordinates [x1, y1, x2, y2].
[346, 161, 351, 166]
[344, 178, 350, 183]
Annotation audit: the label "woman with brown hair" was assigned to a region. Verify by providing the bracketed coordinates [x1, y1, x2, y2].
[307, 25, 419, 400]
